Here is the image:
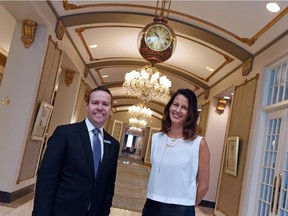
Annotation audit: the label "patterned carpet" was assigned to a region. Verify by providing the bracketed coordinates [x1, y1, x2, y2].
[112, 155, 150, 213]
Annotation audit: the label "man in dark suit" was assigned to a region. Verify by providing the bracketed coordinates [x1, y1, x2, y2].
[32, 86, 120, 216]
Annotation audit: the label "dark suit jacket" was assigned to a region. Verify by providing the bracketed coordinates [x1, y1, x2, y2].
[32, 120, 120, 216]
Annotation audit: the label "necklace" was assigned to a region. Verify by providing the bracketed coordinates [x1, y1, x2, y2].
[158, 135, 182, 173]
[166, 136, 181, 147]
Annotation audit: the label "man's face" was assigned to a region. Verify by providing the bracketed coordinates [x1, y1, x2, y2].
[86, 90, 112, 128]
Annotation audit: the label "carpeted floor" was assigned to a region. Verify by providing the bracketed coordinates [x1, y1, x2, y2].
[112, 155, 149, 213]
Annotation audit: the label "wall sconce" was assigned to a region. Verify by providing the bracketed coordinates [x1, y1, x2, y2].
[65, 69, 75, 86]
[216, 98, 227, 115]
[21, 19, 37, 48]
[2, 97, 10, 105]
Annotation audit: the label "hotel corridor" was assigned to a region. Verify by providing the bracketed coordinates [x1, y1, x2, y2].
[0, 155, 214, 216]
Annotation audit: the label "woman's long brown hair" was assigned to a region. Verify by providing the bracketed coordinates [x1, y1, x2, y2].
[161, 89, 202, 140]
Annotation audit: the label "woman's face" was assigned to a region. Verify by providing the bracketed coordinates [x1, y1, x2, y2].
[169, 94, 189, 127]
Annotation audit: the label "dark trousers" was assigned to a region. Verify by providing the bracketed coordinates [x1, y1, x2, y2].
[142, 198, 195, 216]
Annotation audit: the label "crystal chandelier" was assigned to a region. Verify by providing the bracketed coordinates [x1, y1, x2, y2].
[129, 118, 147, 129]
[128, 103, 153, 121]
[123, 64, 171, 102]
[127, 126, 143, 136]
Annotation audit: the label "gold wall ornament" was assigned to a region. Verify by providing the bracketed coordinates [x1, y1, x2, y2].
[65, 69, 75, 86]
[216, 98, 227, 115]
[204, 89, 210, 100]
[2, 96, 10, 105]
[21, 19, 37, 48]
[55, 20, 65, 40]
[84, 67, 89, 78]
[242, 58, 254, 76]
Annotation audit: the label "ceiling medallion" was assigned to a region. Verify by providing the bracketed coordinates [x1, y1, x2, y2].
[123, 64, 171, 102]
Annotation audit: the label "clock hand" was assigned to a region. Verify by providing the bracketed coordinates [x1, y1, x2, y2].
[154, 31, 159, 38]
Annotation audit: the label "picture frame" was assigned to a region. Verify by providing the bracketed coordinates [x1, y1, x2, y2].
[225, 136, 239, 176]
[31, 101, 53, 140]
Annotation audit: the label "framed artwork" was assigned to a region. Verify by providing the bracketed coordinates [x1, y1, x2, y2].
[111, 120, 123, 142]
[226, 136, 239, 176]
[31, 101, 53, 140]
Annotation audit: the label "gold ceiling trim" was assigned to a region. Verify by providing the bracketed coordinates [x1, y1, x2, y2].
[92, 63, 199, 91]
[180, 34, 234, 82]
[88, 59, 209, 90]
[95, 64, 195, 88]
[64, 0, 288, 46]
[76, 25, 234, 83]
[75, 25, 140, 62]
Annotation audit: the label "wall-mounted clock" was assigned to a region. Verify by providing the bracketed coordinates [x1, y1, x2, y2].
[138, 16, 177, 65]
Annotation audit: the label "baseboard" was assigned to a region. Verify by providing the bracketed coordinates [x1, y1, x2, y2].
[199, 200, 215, 208]
[0, 184, 34, 203]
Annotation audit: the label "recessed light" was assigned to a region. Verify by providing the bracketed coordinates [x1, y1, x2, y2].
[102, 75, 108, 78]
[206, 66, 214, 72]
[266, 3, 280, 12]
[89, 44, 98, 48]
[224, 96, 230, 100]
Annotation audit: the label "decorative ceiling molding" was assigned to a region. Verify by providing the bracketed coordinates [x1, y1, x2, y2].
[61, 1, 288, 47]
[75, 24, 235, 84]
[87, 59, 209, 90]
[60, 12, 252, 62]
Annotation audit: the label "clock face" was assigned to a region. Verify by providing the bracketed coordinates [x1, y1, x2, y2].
[145, 24, 172, 51]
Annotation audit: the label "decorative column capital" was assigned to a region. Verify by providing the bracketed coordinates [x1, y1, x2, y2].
[21, 19, 37, 48]
[65, 69, 75, 86]
[216, 98, 227, 115]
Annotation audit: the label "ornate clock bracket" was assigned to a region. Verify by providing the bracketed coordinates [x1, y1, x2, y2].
[138, 0, 176, 65]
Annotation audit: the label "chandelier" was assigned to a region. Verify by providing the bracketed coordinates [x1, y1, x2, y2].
[123, 64, 171, 102]
[128, 103, 153, 121]
[129, 118, 147, 129]
[127, 126, 143, 136]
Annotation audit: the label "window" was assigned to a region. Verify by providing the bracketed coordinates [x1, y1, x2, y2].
[267, 60, 288, 105]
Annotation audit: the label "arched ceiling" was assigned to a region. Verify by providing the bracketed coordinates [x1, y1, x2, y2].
[2, 1, 288, 119]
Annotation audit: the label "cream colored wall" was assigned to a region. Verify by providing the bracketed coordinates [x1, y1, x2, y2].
[0, 1, 87, 194]
[211, 33, 288, 216]
[0, 4, 16, 54]
[46, 69, 81, 139]
[0, 23, 50, 192]
[239, 35, 288, 216]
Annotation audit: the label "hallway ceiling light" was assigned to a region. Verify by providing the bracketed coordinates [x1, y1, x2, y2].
[266, 3, 280, 12]
[123, 64, 171, 102]
[127, 126, 143, 136]
[129, 118, 147, 129]
[128, 103, 153, 121]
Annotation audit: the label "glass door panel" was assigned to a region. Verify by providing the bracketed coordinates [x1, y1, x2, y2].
[257, 109, 287, 216]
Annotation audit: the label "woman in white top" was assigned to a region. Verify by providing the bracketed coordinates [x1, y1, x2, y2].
[142, 89, 210, 216]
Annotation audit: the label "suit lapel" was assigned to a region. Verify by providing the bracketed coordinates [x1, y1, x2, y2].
[79, 121, 95, 177]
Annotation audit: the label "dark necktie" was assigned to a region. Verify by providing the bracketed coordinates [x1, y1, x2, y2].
[92, 128, 101, 177]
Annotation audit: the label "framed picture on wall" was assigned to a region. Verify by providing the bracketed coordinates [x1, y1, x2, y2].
[31, 101, 53, 140]
[225, 136, 239, 176]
